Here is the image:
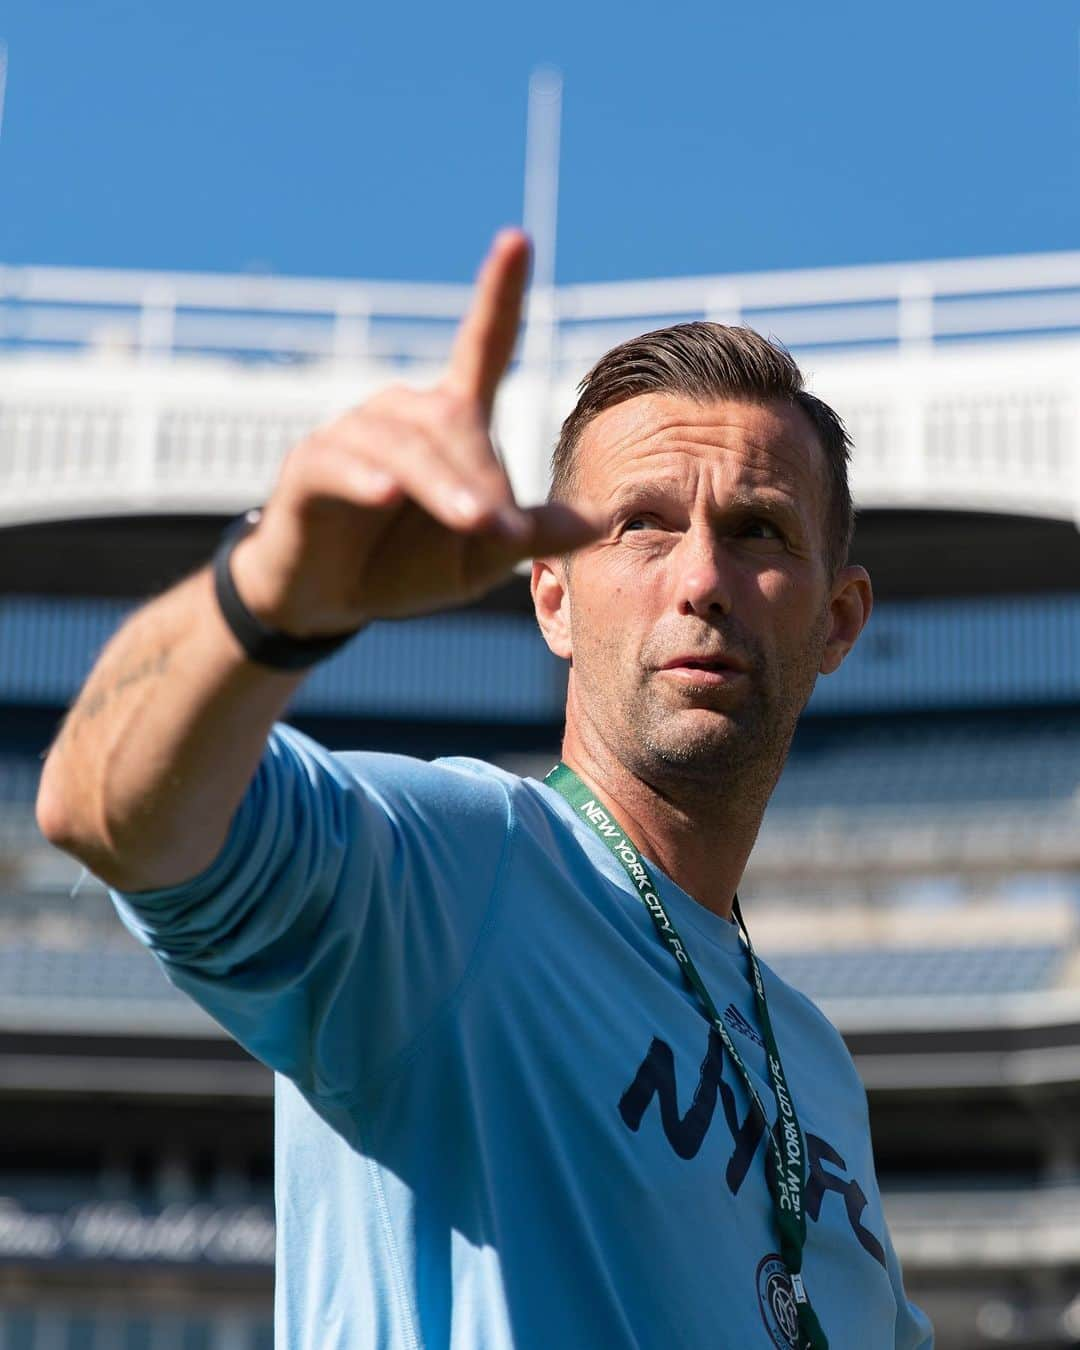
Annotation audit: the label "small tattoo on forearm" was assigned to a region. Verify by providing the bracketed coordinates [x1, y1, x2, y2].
[69, 648, 172, 733]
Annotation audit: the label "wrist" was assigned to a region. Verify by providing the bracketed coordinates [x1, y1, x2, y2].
[228, 515, 316, 639]
[213, 511, 363, 671]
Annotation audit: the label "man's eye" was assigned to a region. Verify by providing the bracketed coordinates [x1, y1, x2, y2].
[622, 516, 657, 533]
[741, 518, 783, 541]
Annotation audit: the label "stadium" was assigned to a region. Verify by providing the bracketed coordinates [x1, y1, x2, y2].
[1, 243, 1079, 1349]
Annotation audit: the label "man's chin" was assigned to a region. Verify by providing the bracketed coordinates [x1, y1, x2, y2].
[640, 709, 752, 771]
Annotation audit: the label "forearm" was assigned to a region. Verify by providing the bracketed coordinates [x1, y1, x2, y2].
[36, 566, 304, 892]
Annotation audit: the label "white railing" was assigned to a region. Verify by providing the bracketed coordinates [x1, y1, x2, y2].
[0, 263, 473, 366]
[3, 250, 1080, 526]
[7, 249, 1080, 366]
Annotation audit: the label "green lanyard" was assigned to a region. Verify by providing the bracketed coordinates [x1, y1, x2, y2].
[545, 763, 828, 1350]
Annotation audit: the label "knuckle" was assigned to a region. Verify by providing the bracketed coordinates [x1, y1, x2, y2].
[435, 384, 468, 414]
[409, 387, 466, 434]
[278, 434, 321, 485]
[364, 382, 416, 414]
[324, 407, 402, 454]
[300, 412, 353, 453]
[300, 422, 335, 452]
[433, 383, 481, 424]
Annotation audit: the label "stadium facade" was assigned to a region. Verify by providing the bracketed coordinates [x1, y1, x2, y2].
[1, 251, 1079, 1348]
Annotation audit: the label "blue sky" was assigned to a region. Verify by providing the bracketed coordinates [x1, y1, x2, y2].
[1, 0, 1078, 283]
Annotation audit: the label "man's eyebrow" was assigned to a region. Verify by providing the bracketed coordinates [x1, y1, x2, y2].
[723, 490, 803, 520]
[606, 479, 684, 509]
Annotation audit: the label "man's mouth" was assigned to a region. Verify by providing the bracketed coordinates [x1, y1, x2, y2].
[657, 654, 751, 684]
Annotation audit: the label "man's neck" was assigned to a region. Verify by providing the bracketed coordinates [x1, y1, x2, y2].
[558, 730, 769, 922]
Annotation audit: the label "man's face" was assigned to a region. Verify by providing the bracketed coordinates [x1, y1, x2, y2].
[543, 392, 849, 794]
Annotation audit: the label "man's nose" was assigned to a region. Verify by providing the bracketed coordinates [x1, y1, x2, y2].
[675, 531, 734, 619]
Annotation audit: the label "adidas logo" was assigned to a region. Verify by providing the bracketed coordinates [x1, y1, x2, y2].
[723, 1003, 764, 1049]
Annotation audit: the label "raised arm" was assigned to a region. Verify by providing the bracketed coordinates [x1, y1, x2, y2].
[36, 230, 597, 892]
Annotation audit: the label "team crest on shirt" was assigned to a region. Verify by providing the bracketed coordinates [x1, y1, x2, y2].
[756, 1254, 800, 1349]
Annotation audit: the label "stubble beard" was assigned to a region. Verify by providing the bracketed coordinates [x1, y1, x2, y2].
[595, 607, 829, 808]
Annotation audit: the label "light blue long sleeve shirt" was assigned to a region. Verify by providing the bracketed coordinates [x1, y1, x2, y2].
[112, 724, 933, 1350]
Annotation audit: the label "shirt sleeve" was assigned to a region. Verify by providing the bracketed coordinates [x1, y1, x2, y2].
[109, 723, 513, 1102]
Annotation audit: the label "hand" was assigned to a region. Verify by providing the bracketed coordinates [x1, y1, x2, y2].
[230, 230, 599, 637]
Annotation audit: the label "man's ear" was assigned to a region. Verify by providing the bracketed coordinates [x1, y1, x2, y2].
[531, 558, 572, 661]
[819, 565, 873, 676]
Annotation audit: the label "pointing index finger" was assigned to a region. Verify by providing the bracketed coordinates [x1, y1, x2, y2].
[444, 229, 531, 422]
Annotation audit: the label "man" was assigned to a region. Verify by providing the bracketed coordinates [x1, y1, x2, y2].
[37, 230, 932, 1349]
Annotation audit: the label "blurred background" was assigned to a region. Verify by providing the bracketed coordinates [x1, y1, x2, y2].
[1, 1, 1080, 1346]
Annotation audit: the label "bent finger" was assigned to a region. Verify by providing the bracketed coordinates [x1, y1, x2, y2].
[335, 417, 527, 539]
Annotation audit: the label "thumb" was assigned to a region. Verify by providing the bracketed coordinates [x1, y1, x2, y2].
[516, 502, 605, 560]
[459, 503, 603, 596]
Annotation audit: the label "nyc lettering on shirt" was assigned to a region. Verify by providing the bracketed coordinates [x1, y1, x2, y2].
[618, 1028, 887, 1267]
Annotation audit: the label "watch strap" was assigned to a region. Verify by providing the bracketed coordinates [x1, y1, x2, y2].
[213, 510, 360, 671]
